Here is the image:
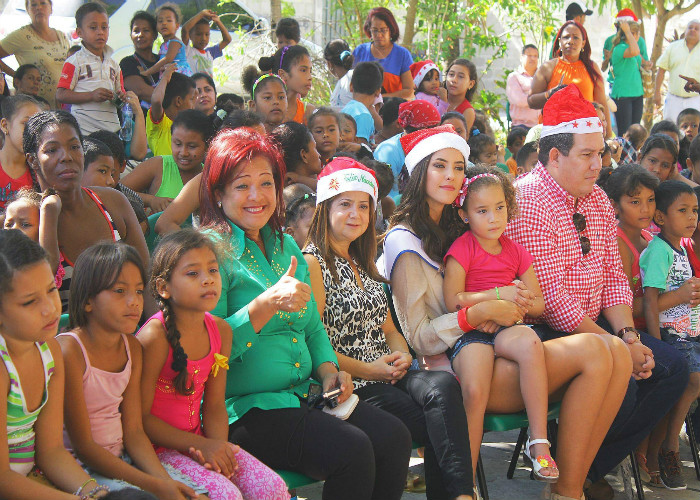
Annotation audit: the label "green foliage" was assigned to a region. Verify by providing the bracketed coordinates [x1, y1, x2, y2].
[281, 1, 296, 18]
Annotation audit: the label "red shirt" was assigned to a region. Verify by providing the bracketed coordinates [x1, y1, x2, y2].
[0, 161, 33, 209]
[504, 164, 632, 332]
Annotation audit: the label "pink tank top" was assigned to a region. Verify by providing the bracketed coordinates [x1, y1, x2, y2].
[616, 227, 653, 329]
[60, 332, 132, 457]
[142, 311, 221, 441]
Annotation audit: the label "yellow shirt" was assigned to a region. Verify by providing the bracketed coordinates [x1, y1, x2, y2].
[146, 109, 173, 157]
[657, 39, 700, 98]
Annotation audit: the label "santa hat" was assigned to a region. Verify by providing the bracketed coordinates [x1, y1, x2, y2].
[397, 100, 441, 129]
[615, 8, 639, 24]
[541, 85, 603, 138]
[401, 124, 470, 175]
[410, 60, 441, 88]
[316, 157, 379, 208]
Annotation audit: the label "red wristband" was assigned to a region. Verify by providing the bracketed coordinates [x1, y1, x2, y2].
[457, 307, 475, 333]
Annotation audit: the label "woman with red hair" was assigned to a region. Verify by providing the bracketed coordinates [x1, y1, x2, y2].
[352, 7, 414, 99]
[528, 21, 613, 137]
[202, 127, 412, 500]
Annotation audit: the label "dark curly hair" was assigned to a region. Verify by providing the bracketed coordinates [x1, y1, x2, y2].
[389, 153, 466, 264]
[457, 165, 519, 224]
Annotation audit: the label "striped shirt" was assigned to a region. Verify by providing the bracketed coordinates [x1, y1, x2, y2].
[1, 335, 55, 475]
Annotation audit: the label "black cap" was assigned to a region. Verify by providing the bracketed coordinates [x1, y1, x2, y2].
[566, 2, 593, 19]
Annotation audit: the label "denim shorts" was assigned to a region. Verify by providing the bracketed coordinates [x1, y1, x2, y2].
[664, 337, 700, 373]
[449, 328, 503, 362]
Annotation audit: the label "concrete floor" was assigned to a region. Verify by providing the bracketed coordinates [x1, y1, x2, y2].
[294, 429, 700, 500]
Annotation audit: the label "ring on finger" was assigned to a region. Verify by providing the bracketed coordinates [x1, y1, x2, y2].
[515, 319, 523, 324]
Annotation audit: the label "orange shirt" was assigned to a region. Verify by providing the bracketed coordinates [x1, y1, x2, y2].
[293, 97, 306, 125]
[548, 58, 594, 102]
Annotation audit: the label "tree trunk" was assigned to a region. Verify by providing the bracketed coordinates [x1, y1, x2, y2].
[270, 0, 282, 29]
[403, 0, 420, 52]
[630, 0, 645, 40]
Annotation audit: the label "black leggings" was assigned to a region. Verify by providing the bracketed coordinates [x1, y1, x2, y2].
[613, 95, 643, 136]
[228, 400, 411, 500]
[356, 370, 474, 500]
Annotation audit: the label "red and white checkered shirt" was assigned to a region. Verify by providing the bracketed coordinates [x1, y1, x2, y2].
[505, 164, 632, 332]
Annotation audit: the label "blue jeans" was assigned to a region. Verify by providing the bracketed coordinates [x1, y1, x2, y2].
[533, 319, 689, 482]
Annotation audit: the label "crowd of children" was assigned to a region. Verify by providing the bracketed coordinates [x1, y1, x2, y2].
[0, 1, 699, 499]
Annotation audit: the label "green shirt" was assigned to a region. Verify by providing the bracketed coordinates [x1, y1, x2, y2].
[610, 39, 648, 99]
[210, 222, 338, 423]
[604, 35, 648, 87]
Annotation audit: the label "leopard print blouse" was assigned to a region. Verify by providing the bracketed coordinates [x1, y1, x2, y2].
[304, 243, 392, 388]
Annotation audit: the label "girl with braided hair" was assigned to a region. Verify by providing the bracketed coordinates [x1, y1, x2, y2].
[139, 229, 289, 500]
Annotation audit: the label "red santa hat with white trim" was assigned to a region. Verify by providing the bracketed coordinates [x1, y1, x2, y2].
[540, 84, 603, 138]
[410, 60, 441, 88]
[316, 157, 379, 209]
[615, 8, 639, 24]
[401, 124, 470, 175]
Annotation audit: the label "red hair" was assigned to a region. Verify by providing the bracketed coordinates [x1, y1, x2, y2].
[363, 7, 400, 43]
[552, 21, 600, 86]
[199, 128, 287, 238]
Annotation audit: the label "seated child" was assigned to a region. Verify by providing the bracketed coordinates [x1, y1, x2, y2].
[361, 158, 395, 232]
[275, 17, 300, 49]
[181, 9, 232, 76]
[505, 127, 527, 177]
[146, 64, 196, 156]
[216, 93, 244, 113]
[468, 130, 509, 174]
[639, 134, 681, 183]
[60, 243, 206, 497]
[515, 141, 539, 175]
[601, 165, 658, 330]
[141, 4, 193, 77]
[82, 137, 117, 188]
[441, 111, 469, 141]
[338, 112, 373, 160]
[623, 123, 649, 163]
[259, 45, 315, 124]
[56, 3, 124, 134]
[0, 95, 42, 209]
[241, 70, 288, 133]
[650, 120, 683, 172]
[308, 107, 341, 164]
[444, 167, 556, 483]
[374, 97, 405, 145]
[410, 60, 448, 115]
[683, 136, 700, 185]
[445, 58, 477, 133]
[123, 109, 212, 213]
[3, 188, 62, 284]
[284, 183, 316, 249]
[12, 64, 40, 97]
[342, 61, 383, 144]
[0, 230, 107, 499]
[640, 180, 700, 490]
[678, 108, 700, 168]
[270, 121, 322, 189]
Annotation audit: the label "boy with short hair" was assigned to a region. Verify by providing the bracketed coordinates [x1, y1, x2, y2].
[682, 135, 700, 184]
[146, 63, 196, 156]
[181, 9, 232, 77]
[82, 137, 116, 188]
[515, 141, 538, 176]
[338, 113, 373, 160]
[56, 2, 125, 135]
[678, 108, 700, 168]
[640, 179, 700, 491]
[341, 62, 383, 145]
[505, 127, 527, 176]
[275, 18, 300, 49]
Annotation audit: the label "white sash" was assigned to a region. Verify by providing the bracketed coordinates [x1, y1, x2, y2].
[380, 225, 441, 283]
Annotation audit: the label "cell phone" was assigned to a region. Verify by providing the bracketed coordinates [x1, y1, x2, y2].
[307, 383, 324, 409]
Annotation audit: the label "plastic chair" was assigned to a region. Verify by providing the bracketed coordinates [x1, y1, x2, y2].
[144, 212, 194, 254]
[687, 411, 700, 480]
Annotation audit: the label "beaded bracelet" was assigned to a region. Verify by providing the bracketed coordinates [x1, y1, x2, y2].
[75, 478, 96, 496]
[495, 287, 500, 300]
[80, 484, 109, 500]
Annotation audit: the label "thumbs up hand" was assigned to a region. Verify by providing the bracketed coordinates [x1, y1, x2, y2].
[267, 256, 312, 313]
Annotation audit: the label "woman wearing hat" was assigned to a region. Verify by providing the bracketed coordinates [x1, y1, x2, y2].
[602, 9, 650, 135]
[202, 127, 412, 500]
[303, 157, 474, 500]
[383, 124, 629, 500]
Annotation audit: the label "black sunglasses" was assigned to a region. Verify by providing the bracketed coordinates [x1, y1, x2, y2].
[573, 212, 590, 256]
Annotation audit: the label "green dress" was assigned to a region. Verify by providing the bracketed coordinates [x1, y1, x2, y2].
[210, 221, 338, 424]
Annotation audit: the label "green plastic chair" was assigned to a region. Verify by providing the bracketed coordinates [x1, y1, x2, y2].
[144, 212, 194, 254]
[59, 313, 70, 330]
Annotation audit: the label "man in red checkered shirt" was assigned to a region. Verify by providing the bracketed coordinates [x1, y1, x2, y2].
[506, 85, 688, 497]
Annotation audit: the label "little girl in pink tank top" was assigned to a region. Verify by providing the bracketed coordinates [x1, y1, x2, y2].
[139, 230, 289, 500]
[59, 241, 204, 498]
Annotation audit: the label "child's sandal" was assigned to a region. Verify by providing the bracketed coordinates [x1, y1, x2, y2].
[525, 438, 559, 483]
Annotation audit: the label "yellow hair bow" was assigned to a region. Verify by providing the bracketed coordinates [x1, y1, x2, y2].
[211, 353, 229, 377]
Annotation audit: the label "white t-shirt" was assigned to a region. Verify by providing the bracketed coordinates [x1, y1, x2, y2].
[330, 71, 353, 109]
